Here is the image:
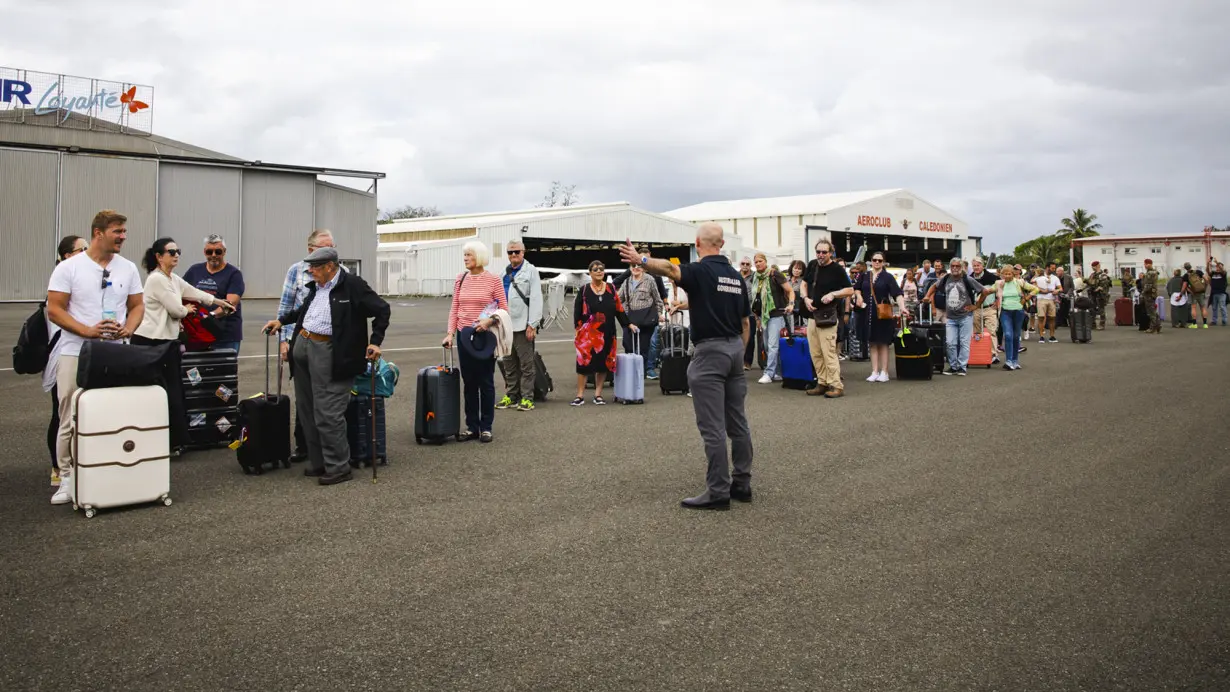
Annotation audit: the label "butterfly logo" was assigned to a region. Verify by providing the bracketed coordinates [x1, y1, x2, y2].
[119, 86, 149, 113]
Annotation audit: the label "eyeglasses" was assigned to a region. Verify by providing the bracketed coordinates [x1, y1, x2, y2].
[507, 250, 522, 256]
[205, 249, 225, 256]
[590, 267, 605, 273]
[165, 249, 181, 256]
[100, 268, 111, 290]
[872, 258, 884, 263]
[816, 250, 830, 255]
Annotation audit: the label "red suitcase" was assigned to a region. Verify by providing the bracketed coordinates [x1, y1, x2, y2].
[1114, 297, 1134, 326]
[968, 330, 995, 368]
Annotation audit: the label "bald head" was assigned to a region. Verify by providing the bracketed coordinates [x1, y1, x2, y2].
[696, 222, 725, 254]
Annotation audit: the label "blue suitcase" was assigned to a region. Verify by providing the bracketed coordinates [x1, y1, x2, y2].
[347, 394, 387, 467]
[614, 331, 645, 404]
[779, 316, 817, 390]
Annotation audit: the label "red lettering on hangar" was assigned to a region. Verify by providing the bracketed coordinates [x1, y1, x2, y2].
[919, 221, 953, 233]
[857, 215, 892, 228]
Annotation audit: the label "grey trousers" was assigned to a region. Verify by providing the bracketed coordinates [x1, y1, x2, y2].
[292, 337, 353, 476]
[687, 337, 753, 499]
[499, 330, 537, 402]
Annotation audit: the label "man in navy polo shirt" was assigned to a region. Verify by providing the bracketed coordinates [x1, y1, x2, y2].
[183, 234, 245, 353]
[620, 223, 752, 511]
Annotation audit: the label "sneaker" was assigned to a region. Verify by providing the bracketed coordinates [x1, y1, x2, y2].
[1038, 337, 1046, 343]
[839, 354, 849, 361]
[1189, 324, 1198, 329]
[570, 397, 585, 406]
[1048, 337, 1058, 343]
[772, 376, 783, 382]
[758, 374, 773, 384]
[1010, 362, 1021, 370]
[956, 368, 967, 376]
[1002, 363, 1013, 371]
[50, 469, 60, 487]
[516, 398, 534, 411]
[992, 356, 1000, 365]
[593, 396, 607, 405]
[51, 479, 73, 505]
[866, 373, 879, 382]
[875, 371, 889, 382]
[495, 396, 514, 410]
[1202, 324, 1209, 329]
[942, 368, 955, 376]
[687, 392, 692, 398]
[646, 371, 660, 381]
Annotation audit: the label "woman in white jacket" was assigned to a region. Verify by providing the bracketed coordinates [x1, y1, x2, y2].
[133, 237, 234, 451]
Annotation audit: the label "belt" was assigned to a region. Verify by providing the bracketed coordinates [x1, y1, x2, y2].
[299, 329, 331, 342]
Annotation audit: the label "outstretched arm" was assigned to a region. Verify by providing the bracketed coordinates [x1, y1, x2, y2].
[618, 240, 681, 284]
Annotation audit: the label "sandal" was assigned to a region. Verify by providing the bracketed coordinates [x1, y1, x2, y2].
[593, 396, 606, 405]
[479, 431, 493, 443]
[570, 397, 585, 406]
[456, 430, 476, 442]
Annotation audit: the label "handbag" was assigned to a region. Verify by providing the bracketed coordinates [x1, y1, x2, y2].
[871, 273, 894, 320]
[812, 302, 839, 328]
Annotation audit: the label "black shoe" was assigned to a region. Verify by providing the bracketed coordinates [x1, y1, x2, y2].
[680, 495, 731, 511]
[730, 484, 753, 503]
[479, 431, 493, 443]
[319, 470, 353, 486]
[304, 467, 326, 477]
[290, 451, 308, 463]
[456, 430, 476, 442]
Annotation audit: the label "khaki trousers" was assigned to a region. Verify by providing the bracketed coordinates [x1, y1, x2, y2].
[974, 306, 999, 337]
[806, 320, 841, 388]
[54, 354, 80, 476]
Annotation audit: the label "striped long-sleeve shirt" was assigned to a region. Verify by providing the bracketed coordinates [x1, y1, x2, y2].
[447, 270, 508, 335]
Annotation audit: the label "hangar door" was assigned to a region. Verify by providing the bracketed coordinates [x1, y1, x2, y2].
[523, 238, 693, 274]
[60, 154, 158, 267]
[0, 149, 58, 300]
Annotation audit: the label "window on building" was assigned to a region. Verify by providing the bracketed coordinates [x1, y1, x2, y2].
[340, 259, 361, 276]
[1150, 247, 1162, 253]
[1124, 248, 1137, 255]
[1101, 248, 1112, 255]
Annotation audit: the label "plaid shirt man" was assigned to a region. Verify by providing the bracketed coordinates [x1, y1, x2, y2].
[279, 260, 346, 342]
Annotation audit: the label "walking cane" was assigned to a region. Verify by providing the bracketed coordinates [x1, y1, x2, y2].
[370, 361, 378, 483]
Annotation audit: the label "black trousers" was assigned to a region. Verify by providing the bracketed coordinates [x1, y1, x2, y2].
[48, 386, 59, 470]
[131, 335, 188, 449]
[743, 320, 760, 366]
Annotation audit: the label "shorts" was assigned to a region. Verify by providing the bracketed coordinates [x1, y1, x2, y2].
[1189, 292, 1208, 307]
[1036, 300, 1056, 318]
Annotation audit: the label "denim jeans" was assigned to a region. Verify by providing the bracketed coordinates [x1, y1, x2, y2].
[945, 313, 974, 370]
[1000, 309, 1023, 365]
[647, 325, 661, 375]
[1212, 293, 1228, 325]
[458, 347, 496, 434]
[761, 315, 785, 378]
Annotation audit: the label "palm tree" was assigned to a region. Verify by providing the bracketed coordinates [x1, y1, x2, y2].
[1057, 208, 1103, 267]
[1014, 235, 1067, 268]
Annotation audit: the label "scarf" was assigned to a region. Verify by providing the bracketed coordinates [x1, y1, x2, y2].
[754, 270, 776, 323]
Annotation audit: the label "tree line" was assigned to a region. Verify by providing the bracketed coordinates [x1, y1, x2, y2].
[376, 181, 581, 224]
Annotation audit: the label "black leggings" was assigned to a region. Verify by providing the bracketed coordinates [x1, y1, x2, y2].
[48, 385, 59, 470]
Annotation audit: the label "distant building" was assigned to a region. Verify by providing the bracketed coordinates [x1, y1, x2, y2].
[664, 188, 977, 268]
[1070, 231, 1229, 277]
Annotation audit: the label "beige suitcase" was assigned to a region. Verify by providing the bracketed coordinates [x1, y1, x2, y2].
[71, 386, 172, 518]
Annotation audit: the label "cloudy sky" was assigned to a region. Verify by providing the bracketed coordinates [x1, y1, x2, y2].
[4, 0, 1228, 251]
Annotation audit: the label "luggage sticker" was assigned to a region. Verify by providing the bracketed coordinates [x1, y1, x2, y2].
[215, 416, 232, 433]
[215, 385, 234, 402]
[189, 412, 207, 427]
[186, 367, 202, 385]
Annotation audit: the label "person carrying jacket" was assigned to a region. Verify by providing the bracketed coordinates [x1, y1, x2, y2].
[497, 239, 544, 412]
[263, 247, 390, 486]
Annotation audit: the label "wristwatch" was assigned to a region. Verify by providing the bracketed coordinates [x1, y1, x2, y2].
[641, 255, 648, 265]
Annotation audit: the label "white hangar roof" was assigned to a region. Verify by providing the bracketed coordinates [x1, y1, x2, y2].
[664, 189, 908, 221]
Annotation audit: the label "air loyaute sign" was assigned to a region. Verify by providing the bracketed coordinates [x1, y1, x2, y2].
[0, 67, 153, 134]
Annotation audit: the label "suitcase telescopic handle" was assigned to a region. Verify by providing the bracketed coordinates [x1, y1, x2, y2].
[441, 345, 454, 370]
[264, 330, 282, 401]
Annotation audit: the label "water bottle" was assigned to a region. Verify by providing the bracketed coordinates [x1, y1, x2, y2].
[101, 289, 121, 340]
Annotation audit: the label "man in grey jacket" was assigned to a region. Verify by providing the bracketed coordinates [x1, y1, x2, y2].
[497, 240, 544, 411]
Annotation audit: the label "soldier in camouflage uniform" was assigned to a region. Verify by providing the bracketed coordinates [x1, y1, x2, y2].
[1121, 268, 1134, 298]
[1086, 261, 1110, 329]
[1139, 258, 1161, 333]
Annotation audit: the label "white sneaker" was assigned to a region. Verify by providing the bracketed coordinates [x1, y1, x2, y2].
[866, 373, 879, 382]
[51, 478, 73, 505]
[757, 374, 772, 384]
[875, 371, 890, 382]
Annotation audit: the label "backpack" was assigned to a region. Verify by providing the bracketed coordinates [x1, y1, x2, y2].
[1187, 271, 1206, 294]
[12, 302, 61, 375]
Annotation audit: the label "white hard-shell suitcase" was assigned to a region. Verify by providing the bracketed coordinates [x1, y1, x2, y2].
[71, 386, 172, 518]
[614, 331, 645, 405]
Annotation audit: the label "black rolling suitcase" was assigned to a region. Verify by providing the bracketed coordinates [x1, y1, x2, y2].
[234, 334, 292, 474]
[847, 309, 869, 362]
[182, 348, 240, 449]
[914, 304, 947, 372]
[659, 313, 690, 395]
[533, 352, 553, 401]
[415, 348, 462, 445]
[895, 307, 934, 381]
[1070, 295, 1093, 343]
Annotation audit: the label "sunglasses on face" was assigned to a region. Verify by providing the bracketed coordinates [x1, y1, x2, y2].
[872, 259, 884, 263]
[507, 250, 522, 256]
[816, 250, 830, 255]
[164, 249, 181, 256]
[205, 249, 225, 256]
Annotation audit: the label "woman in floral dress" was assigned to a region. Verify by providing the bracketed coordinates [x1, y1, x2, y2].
[572, 260, 630, 406]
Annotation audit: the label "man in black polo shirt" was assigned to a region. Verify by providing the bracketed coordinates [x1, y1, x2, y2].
[620, 223, 752, 511]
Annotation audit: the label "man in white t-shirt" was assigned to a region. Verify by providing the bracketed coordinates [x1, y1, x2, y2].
[1032, 265, 1062, 343]
[45, 209, 144, 505]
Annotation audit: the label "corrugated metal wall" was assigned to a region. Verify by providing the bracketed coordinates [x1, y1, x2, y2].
[376, 237, 471, 296]
[0, 149, 59, 299]
[157, 164, 242, 256]
[314, 181, 376, 283]
[240, 171, 315, 298]
[59, 154, 158, 266]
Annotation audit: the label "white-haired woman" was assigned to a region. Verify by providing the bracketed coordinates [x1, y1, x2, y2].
[442, 241, 508, 443]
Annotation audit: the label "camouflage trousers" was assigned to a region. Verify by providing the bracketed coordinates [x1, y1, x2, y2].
[1093, 295, 1108, 327]
[1143, 297, 1160, 331]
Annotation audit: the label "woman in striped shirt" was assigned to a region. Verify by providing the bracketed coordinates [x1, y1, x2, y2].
[443, 241, 508, 443]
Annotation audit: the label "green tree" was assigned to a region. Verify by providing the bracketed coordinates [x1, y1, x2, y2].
[377, 205, 442, 225]
[1056, 208, 1102, 266]
[1014, 235, 1067, 267]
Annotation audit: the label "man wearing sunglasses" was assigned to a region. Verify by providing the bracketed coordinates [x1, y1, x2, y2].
[45, 209, 145, 506]
[183, 234, 245, 354]
[496, 240, 543, 412]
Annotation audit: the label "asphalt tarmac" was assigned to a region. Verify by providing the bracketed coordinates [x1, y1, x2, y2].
[1, 299, 1227, 690]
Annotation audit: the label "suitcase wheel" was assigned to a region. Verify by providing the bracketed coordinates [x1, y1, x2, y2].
[162, 495, 173, 507]
[415, 435, 423, 445]
[84, 507, 96, 519]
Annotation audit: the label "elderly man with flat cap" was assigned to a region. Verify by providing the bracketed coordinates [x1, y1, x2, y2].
[263, 247, 391, 485]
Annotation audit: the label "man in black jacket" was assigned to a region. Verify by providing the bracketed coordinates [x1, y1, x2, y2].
[263, 247, 391, 485]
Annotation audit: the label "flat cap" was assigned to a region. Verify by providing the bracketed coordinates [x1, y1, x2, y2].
[304, 247, 339, 265]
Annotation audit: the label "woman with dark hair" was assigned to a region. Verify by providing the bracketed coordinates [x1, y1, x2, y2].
[852, 252, 907, 382]
[133, 238, 234, 450]
[43, 235, 87, 487]
[571, 260, 630, 406]
[786, 259, 807, 325]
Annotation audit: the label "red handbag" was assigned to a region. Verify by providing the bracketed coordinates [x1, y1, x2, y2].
[180, 308, 220, 350]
